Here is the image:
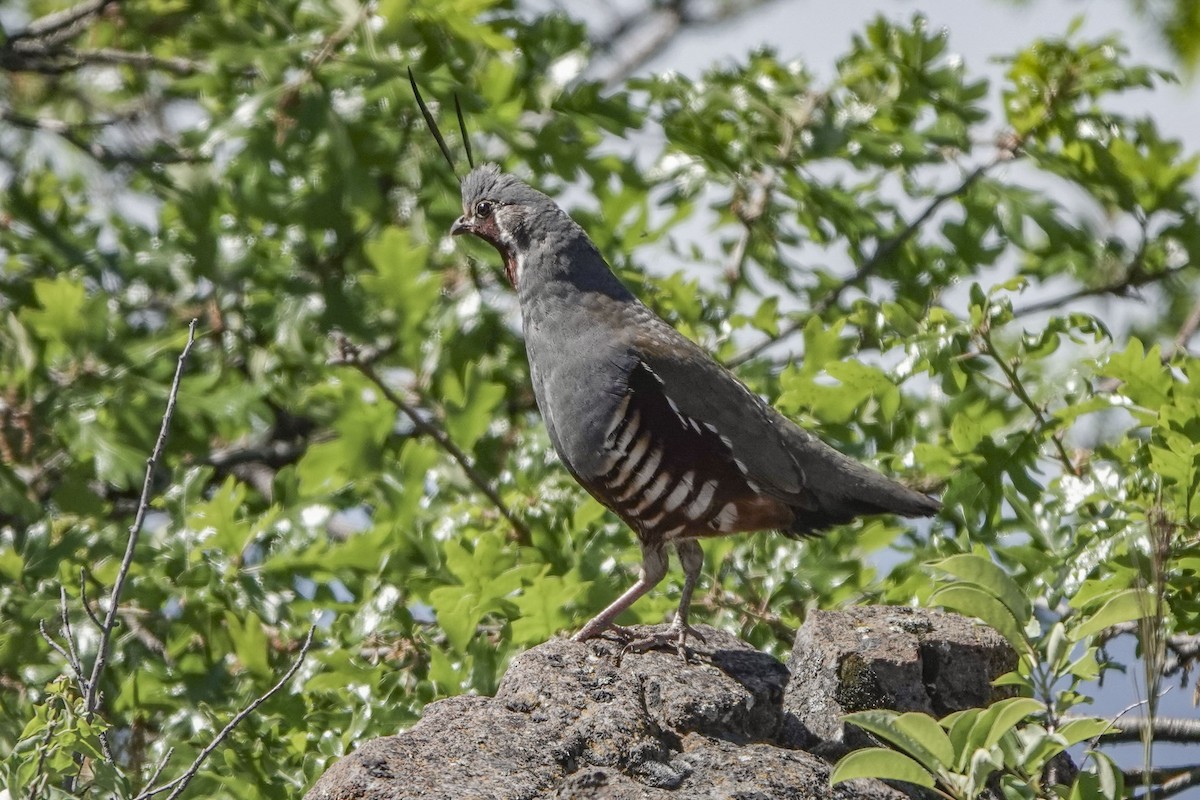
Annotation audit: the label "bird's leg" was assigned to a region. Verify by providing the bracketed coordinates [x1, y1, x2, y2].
[571, 544, 667, 643]
[625, 539, 706, 661]
[668, 538, 707, 651]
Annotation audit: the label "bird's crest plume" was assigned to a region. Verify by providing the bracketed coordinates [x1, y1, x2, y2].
[408, 67, 474, 181]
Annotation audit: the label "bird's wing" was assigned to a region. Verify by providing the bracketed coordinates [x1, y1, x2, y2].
[583, 355, 796, 537]
[632, 326, 811, 503]
[633, 319, 939, 530]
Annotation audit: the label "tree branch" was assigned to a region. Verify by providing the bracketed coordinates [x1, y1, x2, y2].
[329, 333, 532, 545]
[728, 155, 1001, 367]
[977, 324, 1079, 475]
[84, 320, 198, 742]
[1068, 715, 1200, 743]
[1136, 765, 1200, 800]
[135, 625, 316, 800]
[0, 106, 203, 166]
[4, 0, 118, 47]
[1012, 263, 1192, 318]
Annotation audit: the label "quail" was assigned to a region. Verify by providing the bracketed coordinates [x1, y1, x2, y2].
[448, 164, 940, 652]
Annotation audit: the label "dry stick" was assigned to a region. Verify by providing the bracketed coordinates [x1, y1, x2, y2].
[329, 334, 532, 543]
[136, 625, 316, 800]
[728, 157, 999, 367]
[84, 320, 198, 740]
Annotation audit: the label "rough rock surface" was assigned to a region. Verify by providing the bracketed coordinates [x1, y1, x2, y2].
[306, 609, 1015, 800]
[783, 606, 1017, 755]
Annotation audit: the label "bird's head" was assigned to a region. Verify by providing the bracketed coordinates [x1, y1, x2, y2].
[451, 163, 562, 289]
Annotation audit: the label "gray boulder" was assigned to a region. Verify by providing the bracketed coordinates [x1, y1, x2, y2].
[306, 609, 1015, 800]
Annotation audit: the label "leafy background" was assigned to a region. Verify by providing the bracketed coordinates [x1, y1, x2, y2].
[1, 0, 1199, 797]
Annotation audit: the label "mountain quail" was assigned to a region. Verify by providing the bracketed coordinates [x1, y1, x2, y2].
[448, 164, 940, 652]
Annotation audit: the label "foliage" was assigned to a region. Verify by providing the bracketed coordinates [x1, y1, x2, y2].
[1, 1, 1198, 798]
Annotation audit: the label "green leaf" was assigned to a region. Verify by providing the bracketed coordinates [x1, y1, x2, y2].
[1070, 589, 1159, 640]
[1057, 717, 1112, 746]
[979, 696, 1043, 748]
[830, 747, 935, 788]
[843, 710, 953, 772]
[929, 554, 1031, 623]
[928, 584, 1027, 648]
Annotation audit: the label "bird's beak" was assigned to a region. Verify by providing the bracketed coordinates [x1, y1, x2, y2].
[450, 216, 472, 236]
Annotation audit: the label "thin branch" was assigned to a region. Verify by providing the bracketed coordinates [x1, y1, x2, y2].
[84, 321, 198, 733]
[1168, 295, 1200, 359]
[1138, 765, 1200, 800]
[80, 568, 103, 630]
[601, 1, 686, 91]
[136, 747, 175, 800]
[978, 324, 1079, 476]
[0, 107, 203, 166]
[1067, 715, 1200, 743]
[329, 333, 532, 545]
[58, 587, 85, 682]
[1012, 263, 1192, 318]
[1125, 766, 1200, 786]
[5, 0, 118, 46]
[722, 120, 798, 286]
[728, 156, 1000, 367]
[38, 621, 82, 691]
[136, 625, 316, 800]
[592, 0, 778, 90]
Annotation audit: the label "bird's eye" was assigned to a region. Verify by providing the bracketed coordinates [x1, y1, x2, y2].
[475, 200, 494, 218]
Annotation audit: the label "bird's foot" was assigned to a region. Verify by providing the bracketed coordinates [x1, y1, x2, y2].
[571, 622, 636, 644]
[623, 621, 706, 663]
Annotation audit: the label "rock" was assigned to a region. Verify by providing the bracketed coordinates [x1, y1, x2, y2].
[306, 611, 1015, 800]
[782, 606, 1017, 754]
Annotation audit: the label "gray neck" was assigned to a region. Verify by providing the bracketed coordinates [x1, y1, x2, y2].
[516, 224, 637, 317]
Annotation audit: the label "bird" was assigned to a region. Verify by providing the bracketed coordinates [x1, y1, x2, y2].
[409, 73, 940, 655]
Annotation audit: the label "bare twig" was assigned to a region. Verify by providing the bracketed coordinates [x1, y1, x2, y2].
[136, 625, 316, 800]
[729, 156, 1000, 367]
[601, 1, 686, 91]
[58, 587, 84, 678]
[80, 568, 104, 630]
[136, 746, 175, 799]
[62, 46, 200, 74]
[38, 621, 82, 692]
[329, 333, 532, 544]
[84, 321, 198, 737]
